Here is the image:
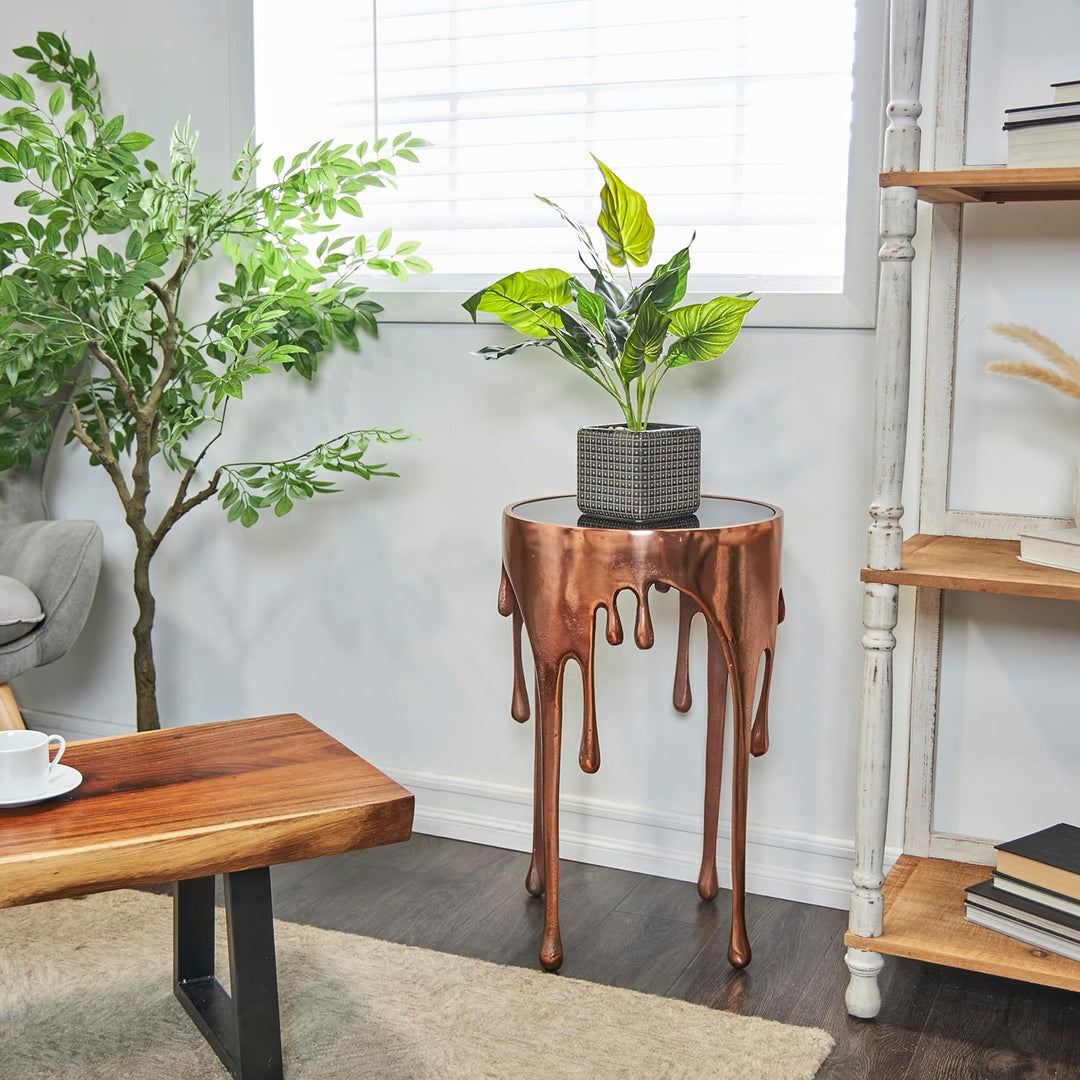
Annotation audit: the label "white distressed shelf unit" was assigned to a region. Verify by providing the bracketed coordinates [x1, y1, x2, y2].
[844, 0, 1080, 1019]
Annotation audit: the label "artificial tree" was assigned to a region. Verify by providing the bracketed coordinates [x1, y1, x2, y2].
[0, 33, 429, 731]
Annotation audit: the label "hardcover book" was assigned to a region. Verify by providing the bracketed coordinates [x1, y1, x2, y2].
[1017, 527, 1080, 573]
[994, 873, 1080, 920]
[996, 823, 1080, 901]
[966, 879, 1080, 942]
[965, 904, 1080, 963]
[1004, 121, 1080, 168]
[1052, 79, 1080, 104]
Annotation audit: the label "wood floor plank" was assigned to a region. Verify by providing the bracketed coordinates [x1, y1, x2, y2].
[667, 893, 845, 1021]
[567, 910, 718, 993]
[787, 929, 943, 1080]
[904, 968, 1074, 1080]
[616, 873, 728, 932]
[441, 856, 645, 968]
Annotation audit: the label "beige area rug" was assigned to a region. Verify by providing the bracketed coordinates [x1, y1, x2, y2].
[0, 890, 832, 1080]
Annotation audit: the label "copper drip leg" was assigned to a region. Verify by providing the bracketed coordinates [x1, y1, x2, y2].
[536, 664, 564, 971]
[526, 674, 545, 897]
[697, 623, 729, 902]
[727, 667, 756, 968]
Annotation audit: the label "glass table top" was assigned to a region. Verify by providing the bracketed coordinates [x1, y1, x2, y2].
[507, 496, 777, 531]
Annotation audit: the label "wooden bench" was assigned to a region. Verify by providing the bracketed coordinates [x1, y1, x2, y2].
[0, 714, 414, 1080]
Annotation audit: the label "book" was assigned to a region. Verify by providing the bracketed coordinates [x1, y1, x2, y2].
[996, 823, 1080, 901]
[1005, 118, 1080, 167]
[1005, 102, 1080, 125]
[1017, 526, 1080, 572]
[965, 879, 1080, 942]
[1052, 79, 1080, 104]
[994, 872, 1080, 920]
[965, 903, 1080, 962]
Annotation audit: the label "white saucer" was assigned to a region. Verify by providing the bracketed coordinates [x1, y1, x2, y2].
[0, 764, 83, 808]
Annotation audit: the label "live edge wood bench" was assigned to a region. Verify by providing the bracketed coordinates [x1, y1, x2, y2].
[0, 714, 414, 1080]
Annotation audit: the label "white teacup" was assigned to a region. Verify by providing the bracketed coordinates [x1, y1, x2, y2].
[0, 730, 66, 799]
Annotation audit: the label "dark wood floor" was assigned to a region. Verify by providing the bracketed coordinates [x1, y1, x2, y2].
[264, 833, 1080, 1080]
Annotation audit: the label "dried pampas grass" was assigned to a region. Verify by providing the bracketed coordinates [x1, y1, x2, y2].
[987, 323, 1080, 400]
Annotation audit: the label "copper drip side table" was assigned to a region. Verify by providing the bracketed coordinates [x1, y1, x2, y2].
[499, 495, 784, 972]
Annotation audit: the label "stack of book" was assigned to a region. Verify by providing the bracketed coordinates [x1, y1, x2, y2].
[1004, 80, 1080, 167]
[965, 823, 1080, 962]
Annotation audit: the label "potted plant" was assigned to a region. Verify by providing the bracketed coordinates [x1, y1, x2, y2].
[464, 156, 757, 524]
[0, 33, 430, 731]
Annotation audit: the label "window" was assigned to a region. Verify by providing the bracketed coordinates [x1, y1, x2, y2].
[252, 0, 880, 326]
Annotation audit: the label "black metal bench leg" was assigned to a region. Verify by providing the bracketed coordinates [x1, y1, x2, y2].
[173, 868, 283, 1080]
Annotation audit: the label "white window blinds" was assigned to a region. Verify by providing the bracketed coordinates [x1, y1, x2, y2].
[252, 0, 858, 294]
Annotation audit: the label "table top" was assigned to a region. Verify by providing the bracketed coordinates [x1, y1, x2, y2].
[506, 495, 779, 531]
[0, 714, 414, 908]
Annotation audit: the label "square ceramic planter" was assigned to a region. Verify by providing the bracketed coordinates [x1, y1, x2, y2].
[576, 423, 701, 525]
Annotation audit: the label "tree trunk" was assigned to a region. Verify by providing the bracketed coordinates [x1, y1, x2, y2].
[132, 543, 160, 732]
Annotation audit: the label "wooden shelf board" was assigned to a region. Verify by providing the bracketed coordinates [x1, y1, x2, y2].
[881, 167, 1080, 204]
[861, 534, 1080, 601]
[845, 856, 1080, 994]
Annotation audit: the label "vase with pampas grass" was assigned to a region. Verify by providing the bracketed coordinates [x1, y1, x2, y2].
[987, 322, 1080, 524]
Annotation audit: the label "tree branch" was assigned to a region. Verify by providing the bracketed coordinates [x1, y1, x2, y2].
[89, 342, 140, 416]
[149, 466, 222, 555]
[144, 235, 197, 420]
[68, 403, 133, 505]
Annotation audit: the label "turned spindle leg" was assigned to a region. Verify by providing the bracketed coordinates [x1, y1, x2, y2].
[698, 623, 729, 901]
[847, 580, 900, 1017]
[728, 670, 755, 968]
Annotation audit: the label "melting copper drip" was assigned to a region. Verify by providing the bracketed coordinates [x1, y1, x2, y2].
[499, 497, 783, 973]
[673, 591, 697, 713]
[499, 567, 531, 722]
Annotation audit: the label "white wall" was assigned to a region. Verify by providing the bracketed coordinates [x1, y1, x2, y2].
[6, 1, 895, 909]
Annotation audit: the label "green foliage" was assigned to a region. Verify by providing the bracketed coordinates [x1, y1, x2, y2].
[463, 158, 756, 429]
[592, 154, 653, 268]
[461, 268, 572, 337]
[0, 31, 430, 496]
[218, 428, 414, 527]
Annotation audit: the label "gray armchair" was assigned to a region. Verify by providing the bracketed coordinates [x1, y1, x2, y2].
[0, 440, 102, 729]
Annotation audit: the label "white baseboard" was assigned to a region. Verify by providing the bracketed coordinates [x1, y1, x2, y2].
[389, 766, 900, 911]
[19, 706, 130, 743]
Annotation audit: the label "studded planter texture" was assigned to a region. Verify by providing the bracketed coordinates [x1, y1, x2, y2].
[576, 423, 701, 525]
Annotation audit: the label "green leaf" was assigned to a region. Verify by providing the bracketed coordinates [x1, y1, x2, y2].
[274, 495, 293, 517]
[620, 301, 671, 380]
[591, 154, 654, 268]
[0, 167, 22, 183]
[11, 74, 34, 103]
[125, 231, 142, 260]
[403, 255, 431, 273]
[627, 244, 691, 314]
[462, 268, 573, 337]
[575, 287, 606, 333]
[376, 227, 391, 251]
[47, 88, 64, 115]
[0, 76, 19, 101]
[12, 47, 42, 60]
[117, 131, 153, 151]
[99, 115, 124, 142]
[665, 295, 758, 366]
